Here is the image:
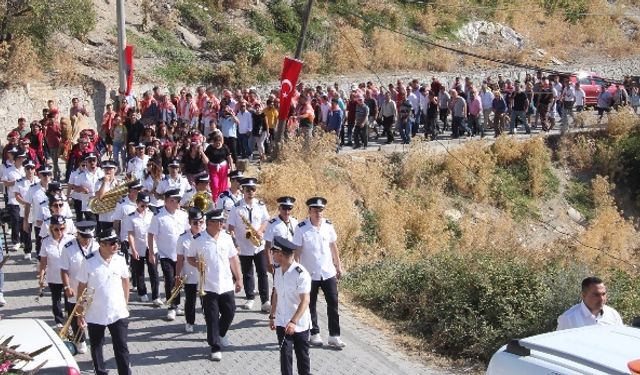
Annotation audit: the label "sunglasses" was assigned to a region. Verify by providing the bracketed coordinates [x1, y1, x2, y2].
[52, 203, 64, 208]
[191, 220, 204, 225]
[88, 159, 97, 163]
[244, 187, 256, 192]
[104, 241, 118, 246]
[280, 206, 293, 211]
[25, 166, 35, 170]
[52, 226, 66, 232]
[139, 203, 149, 207]
[311, 207, 324, 212]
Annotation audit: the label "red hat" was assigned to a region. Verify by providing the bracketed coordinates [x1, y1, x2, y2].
[7, 130, 19, 139]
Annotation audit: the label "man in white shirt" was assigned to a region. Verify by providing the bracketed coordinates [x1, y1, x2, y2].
[112, 180, 143, 288]
[268, 236, 312, 375]
[176, 208, 205, 333]
[479, 84, 494, 132]
[155, 159, 191, 198]
[73, 152, 104, 222]
[292, 197, 345, 349]
[227, 177, 270, 312]
[76, 228, 131, 375]
[216, 170, 243, 218]
[24, 165, 53, 258]
[2, 148, 26, 249]
[148, 188, 189, 320]
[126, 143, 148, 181]
[236, 101, 253, 159]
[187, 209, 242, 361]
[557, 276, 624, 330]
[264, 196, 299, 274]
[14, 159, 38, 260]
[94, 160, 121, 231]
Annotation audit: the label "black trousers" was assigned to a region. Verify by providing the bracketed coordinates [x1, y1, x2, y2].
[34, 226, 42, 258]
[223, 137, 238, 163]
[131, 249, 159, 299]
[49, 283, 66, 325]
[353, 125, 368, 148]
[121, 241, 136, 288]
[239, 251, 269, 303]
[160, 258, 180, 308]
[64, 301, 85, 343]
[20, 220, 32, 254]
[202, 291, 235, 352]
[88, 318, 131, 375]
[72, 199, 83, 222]
[7, 204, 20, 244]
[382, 116, 394, 143]
[309, 277, 340, 337]
[184, 283, 198, 325]
[276, 327, 310, 375]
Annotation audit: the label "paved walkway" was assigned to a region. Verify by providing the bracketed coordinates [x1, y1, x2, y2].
[0, 257, 449, 374]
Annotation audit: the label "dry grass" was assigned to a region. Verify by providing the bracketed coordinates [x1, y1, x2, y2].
[444, 140, 496, 202]
[51, 52, 84, 87]
[2, 37, 42, 86]
[326, 22, 368, 73]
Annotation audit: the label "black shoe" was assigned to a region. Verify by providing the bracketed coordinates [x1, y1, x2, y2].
[346, 142, 353, 147]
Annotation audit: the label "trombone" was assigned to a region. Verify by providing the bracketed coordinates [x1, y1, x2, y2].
[59, 287, 95, 355]
[197, 254, 206, 297]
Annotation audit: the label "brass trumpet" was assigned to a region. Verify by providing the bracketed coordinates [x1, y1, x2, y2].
[240, 214, 262, 247]
[197, 254, 206, 297]
[166, 275, 188, 306]
[59, 287, 95, 354]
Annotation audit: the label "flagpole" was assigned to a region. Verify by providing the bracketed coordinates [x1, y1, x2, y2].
[273, 0, 314, 156]
[116, 0, 127, 96]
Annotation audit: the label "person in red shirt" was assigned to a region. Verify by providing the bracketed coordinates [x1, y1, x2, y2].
[47, 99, 59, 120]
[19, 138, 40, 169]
[25, 121, 46, 167]
[44, 114, 62, 180]
[102, 103, 116, 159]
[3, 131, 20, 162]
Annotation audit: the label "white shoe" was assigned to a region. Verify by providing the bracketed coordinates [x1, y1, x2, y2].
[176, 307, 184, 316]
[55, 323, 64, 329]
[76, 341, 87, 354]
[167, 309, 176, 321]
[185, 324, 194, 333]
[210, 351, 222, 361]
[260, 301, 271, 313]
[327, 336, 346, 349]
[139, 294, 149, 302]
[152, 298, 164, 307]
[309, 333, 323, 347]
[12, 243, 21, 251]
[242, 299, 254, 310]
[219, 335, 230, 347]
[0, 294, 6, 307]
[23, 253, 31, 261]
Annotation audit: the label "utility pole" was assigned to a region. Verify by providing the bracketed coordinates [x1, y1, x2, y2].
[116, 0, 127, 97]
[273, 0, 314, 153]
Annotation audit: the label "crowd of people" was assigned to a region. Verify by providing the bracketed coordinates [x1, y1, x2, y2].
[0, 72, 636, 374]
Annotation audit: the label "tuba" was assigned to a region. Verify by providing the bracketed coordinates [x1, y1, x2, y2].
[241, 214, 262, 247]
[88, 177, 132, 214]
[188, 191, 214, 212]
[59, 287, 94, 355]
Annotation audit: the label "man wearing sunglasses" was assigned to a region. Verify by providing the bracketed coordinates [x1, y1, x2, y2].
[155, 159, 190, 198]
[39, 194, 76, 239]
[292, 197, 345, 349]
[227, 177, 270, 312]
[126, 143, 148, 181]
[187, 209, 242, 361]
[24, 165, 53, 259]
[94, 160, 121, 231]
[38, 214, 76, 327]
[14, 159, 39, 260]
[264, 196, 299, 275]
[175, 208, 205, 332]
[216, 170, 244, 219]
[148, 188, 189, 321]
[73, 152, 104, 221]
[123, 192, 160, 306]
[60, 221, 99, 354]
[180, 174, 212, 209]
[76, 228, 131, 375]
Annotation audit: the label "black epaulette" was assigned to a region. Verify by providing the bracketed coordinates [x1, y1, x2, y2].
[64, 240, 74, 248]
[30, 182, 38, 187]
[193, 232, 201, 239]
[118, 198, 125, 204]
[274, 264, 281, 269]
[325, 219, 332, 225]
[117, 251, 125, 257]
[42, 235, 50, 240]
[17, 177, 24, 182]
[234, 201, 241, 207]
[98, 177, 104, 182]
[186, 187, 193, 193]
[268, 218, 277, 224]
[43, 217, 50, 222]
[180, 231, 186, 236]
[162, 176, 168, 181]
[258, 200, 265, 205]
[297, 221, 306, 228]
[295, 266, 303, 274]
[219, 191, 230, 199]
[85, 252, 95, 260]
[128, 211, 136, 216]
[39, 199, 47, 205]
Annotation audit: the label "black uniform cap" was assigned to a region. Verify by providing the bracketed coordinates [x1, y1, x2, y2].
[272, 236, 297, 253]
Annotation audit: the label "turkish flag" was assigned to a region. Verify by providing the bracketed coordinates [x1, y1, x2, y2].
[278, 57, 304, 121]
[124, 45, 134, 96]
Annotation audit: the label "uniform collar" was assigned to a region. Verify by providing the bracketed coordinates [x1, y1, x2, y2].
[580, 301, 603, 318]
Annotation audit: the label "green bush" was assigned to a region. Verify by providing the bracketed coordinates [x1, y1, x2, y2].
[565, 179, 595, 221]
[343, 251, 640, 362]
[202, 32, 264, 65]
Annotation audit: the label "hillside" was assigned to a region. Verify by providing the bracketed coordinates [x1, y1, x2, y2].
[2, 0, 640, 89]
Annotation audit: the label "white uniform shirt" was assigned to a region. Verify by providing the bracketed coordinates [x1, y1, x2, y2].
[216, 189, 243, 215]
[26, 183, 47, 225]
[274, 261, 312, 332]
[122, 209, 155, 255]
[126, 155, 149, 181]
[35, 200, 73, 225]
[187, 230, 237, 294]
[227, 199, 269, 256]
[15, 176, 39, 217]
[148, 208, 189, 261]
[68, 168, 84, 201]
[59, 238, 99, 303]
[39, 233, 75, 284]
[177, 230, 200, 284]
[143, 174, 164, 208]
[264, 216, 299, 243]
[77, 251, 130, 325]
[156, 174, 191, 196]
[557, 301, 624, 330]
[3, 165, 25, 205]
[292, 218, 338, 281]
[75, 168, 105, 212]
[112, 197, 137, 241]
[94, 177, 120, 222]
[40, 216, 76, 238]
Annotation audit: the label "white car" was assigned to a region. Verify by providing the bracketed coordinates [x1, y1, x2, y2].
[487, 325, 640, 375]
[0, 318, 80, 375]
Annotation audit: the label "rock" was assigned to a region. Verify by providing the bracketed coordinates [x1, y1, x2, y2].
[350, 155, 366, 163]
[455, 20, 525, 49]
[445, 209, 463, 222]
[567, 207, 583, 223]
[176, 25, 202, 50]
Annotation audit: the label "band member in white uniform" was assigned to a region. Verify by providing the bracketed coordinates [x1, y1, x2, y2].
[38, 214, 75, 326]
[39, 194, 76, 238]
[292, 197, 346, 349]
[148, 188, 189, 320]
[227, 177, 270, 312]
[215, 170, 243, 217]
[77, 228, 131, 375]
[180, 174, 212, 209]
[2, 148, 25, 249]
[24, 165, 53, 258]
[112, 180, 143, 288]
[60, 221, 99, 354]
[143, 158, 164, 214]
[14, 159, 38, 260]
[175, 208, 205, 332]
[155, 159, 190, 197]
[126, 143, 148, 181]
[73, 152, 104, 221]
[94, 160, 120, 231]
[187, 209, 242, 361]
[264, 196, 299, 274]
[269, 236, 312, 375]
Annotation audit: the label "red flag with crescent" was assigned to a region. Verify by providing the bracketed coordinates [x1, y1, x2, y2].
[278, 57, 304, 121]
[124, 45, 134, 96]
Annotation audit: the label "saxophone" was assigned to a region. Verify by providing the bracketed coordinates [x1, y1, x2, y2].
[240, 214, 262, 247]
